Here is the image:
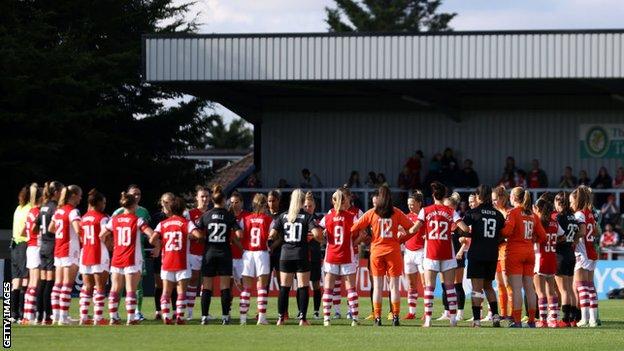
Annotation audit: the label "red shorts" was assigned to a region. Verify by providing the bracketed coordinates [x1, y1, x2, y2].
[534, 253, 557, 276]
[370, 250, 403, 277]
[504, 249, 534, 276]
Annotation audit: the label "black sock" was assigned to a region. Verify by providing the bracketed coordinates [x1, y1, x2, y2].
[297, 287, 309, 321]
[278, 286, 290, 317]
[296, 288, 301, 313]
[171, 289, 178, 310]
[489, 301, 499, 316]
[36, 283, 46, 322]
[19, 287, 26, 319]
[154, 287, 163, 312]
[441, 282, 449, 311]
[11, 289, 20, 319]
[369, 286, 374, 312]
[221, 289, 231, 317]
[313, 288, 322, 312]
[388, 294, 393, 313]
[201, 289, 212, 317]
[574, 306, 581, 322]
[43, 280, 53, 320]
[455, 283, 465, 310]
[562, 304, 570, 323]
[472, 305, 482, 321]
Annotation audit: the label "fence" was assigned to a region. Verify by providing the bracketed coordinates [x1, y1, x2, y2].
[236, 187, 624, 213]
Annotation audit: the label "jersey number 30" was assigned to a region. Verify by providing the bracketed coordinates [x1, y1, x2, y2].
[284, 222, 302, 242]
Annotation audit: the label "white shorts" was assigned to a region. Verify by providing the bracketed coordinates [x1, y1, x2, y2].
[574, 254, 596, 271]
[26, 246, 41, 270]
[161, 269, 191, 282]
[404, 248, 425, 274]
[189, 254, 202, 271]
[423, 258, 457, 273]
[233, 258, 243, 280]
[54, 255, 79, 267]
[242, 250, 270, 277]
[110, 263, 142, 275]
[80, 247, 110, 274]
[323, 262, 357, 276]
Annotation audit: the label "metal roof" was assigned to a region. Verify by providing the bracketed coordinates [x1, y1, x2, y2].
[144, 30, 624, 82]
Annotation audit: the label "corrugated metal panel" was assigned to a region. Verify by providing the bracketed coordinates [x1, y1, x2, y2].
[260, 109, 624, 189]
[144, 31, 624, 81]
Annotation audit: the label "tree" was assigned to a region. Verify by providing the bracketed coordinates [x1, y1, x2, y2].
[0, 0, 210, 225]
[204, 115, 253, 150]
[325, 0, 456, 32]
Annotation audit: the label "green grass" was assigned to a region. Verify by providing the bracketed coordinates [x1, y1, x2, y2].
[11, 298, 624, 350]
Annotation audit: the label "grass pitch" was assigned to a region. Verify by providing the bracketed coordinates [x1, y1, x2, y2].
[11, 297, 624, 350]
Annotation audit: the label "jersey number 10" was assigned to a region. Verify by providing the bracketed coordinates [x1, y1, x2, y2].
[116, 227, 132, 247]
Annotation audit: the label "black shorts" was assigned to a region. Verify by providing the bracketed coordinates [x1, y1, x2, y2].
[152, 255, 162, 274]
[556, 251, 575, 277]
[202, 253, 232, 277]
[10, 242, 28, 279]
[467, 260, 497, 281]
[39, 242, 55, 271]
[310, 260, 322, 282]
[279, 259, 310, 274]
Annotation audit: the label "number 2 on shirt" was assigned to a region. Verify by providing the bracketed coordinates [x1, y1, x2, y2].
[208, 223, 227, 243]
[379, 218, 393, 238]
[428, 220, 448, 240]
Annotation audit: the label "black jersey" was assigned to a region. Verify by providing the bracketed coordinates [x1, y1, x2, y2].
[462, 203, 505, 261]
[556, 212, 578, 254]
[308, 213, 322, 262]
[36, 200, 57, 245]
[272, 210, 319, 261]
[197, 208, 240, 256]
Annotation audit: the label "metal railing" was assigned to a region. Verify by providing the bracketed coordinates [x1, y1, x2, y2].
[236, 187, 624, 213]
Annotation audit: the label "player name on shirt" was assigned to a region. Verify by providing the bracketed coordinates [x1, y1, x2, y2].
[162, 219, 185, 228]
[424, 210, 455, 221]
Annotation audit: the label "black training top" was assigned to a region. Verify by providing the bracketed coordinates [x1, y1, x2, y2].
[272, 209, 319, 261]
[555, 212, 578, 255]
[36, 200, 58, 245]
[197, 207, 241, 256]
[462, 203, 506, 262]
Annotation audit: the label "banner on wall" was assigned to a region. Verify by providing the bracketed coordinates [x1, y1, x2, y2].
[580, 124, 624, 159]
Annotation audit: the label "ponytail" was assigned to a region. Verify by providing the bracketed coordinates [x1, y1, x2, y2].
[521, 189, 532, 215]
[252, 193, 267, 214]
[58, 187, 68, 206]
[211, 184, 225, 205]
[43, 181, 63, 203]
[119, 191, 137, 208]
[287, 189, 305, 223]
[59, 185, 82, 206]
[535, 198, 554, 228]
[28, 183, 39, 207]
[332, 189, 344, 213]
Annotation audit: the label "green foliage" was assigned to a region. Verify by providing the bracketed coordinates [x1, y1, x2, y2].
[0, 0, 212, 221]
[204, 114, 253, 150]
[325, 0, 456, 32]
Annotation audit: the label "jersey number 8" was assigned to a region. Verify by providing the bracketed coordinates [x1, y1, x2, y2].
[250, 227, 261, 247]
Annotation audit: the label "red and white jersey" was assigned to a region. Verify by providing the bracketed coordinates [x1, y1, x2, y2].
[25, 206, 41, 247]
[347, 205, 363, 255]
[418, 204, 461, 260]
[80, 210, 110, 266]
[535, 214, 561, 259]
[105, 213, 150, 268]
[188, 208, 206, 255]
[53, 204, 81, 258]
[240, 213, 272, 251]
[404, 212, 425, 251]
[321, 209, 357, 264]
[231, 210, 249, 259]
[154, 215, 196, 271]
[574, 209, 599, 260]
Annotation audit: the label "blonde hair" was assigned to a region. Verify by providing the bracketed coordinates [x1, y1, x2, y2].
[160, 192, 175, 213]
[59, 185, 82, 206]
[446, 192, 461, 207]
[332, 189, 344, 213]
[28, 183, 40, 207]
[511, 187, 532, 215]
[287, 189, 305, 223]
[252, 193, 267, 214]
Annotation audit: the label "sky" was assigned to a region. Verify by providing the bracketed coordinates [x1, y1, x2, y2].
[172, 0, 624, 123]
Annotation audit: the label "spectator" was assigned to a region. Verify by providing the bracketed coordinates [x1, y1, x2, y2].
[600, 224, 619, 250]
[592, 166, 613, 205]
[600, 194, 620, 227]
[498, 171, 515, 189]
[365, 171, 378, 188]
[347, 170, 361, 188]
[527, 159, 548, 188]
[515, 169, 527, 188]
[246, 171, 261, 188]
[377, 173, 389, 187]
[429, 153, 442, 173]
[558, 166, 577, 188]
[277, 178, 291, 189]
[397, 166, 417, 190]
[440, 148, 459, 186]
[578, 170, 591, 186]
[457, 159, 479, 187]
[613, 167, 624, 189]
[504, 156, 520, 174]
[405, 150, 423, 180]
[300, 168, 323, 188]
